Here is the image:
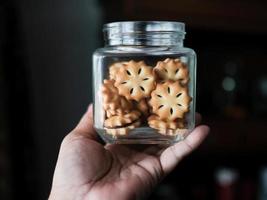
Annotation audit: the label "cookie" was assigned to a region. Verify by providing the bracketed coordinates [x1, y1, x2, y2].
[148, 115, 185, 130]
[114, 60, 156, 101]
[106, 108, 126, 118]
[104, 110, 141, 128]
[154, 58, 189, 85]
[102, 79, 132, 113]
[109, 61, 128, 80]
[157, 128, 188, 136]
[105, 120, 141, 136]
[136, 98, 149, 116]
[149, 81, 191, 120]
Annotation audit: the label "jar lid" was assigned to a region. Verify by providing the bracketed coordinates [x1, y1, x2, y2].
[103, 21, 185, 34]
[103, 21, 186, 46]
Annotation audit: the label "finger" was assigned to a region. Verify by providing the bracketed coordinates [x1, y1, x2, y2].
[71, 104, 99, 141]
[195, 112, 202, 126]
[160, 125, 209, 175]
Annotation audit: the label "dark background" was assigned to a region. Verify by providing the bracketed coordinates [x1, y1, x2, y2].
[1, 0, 267, 199]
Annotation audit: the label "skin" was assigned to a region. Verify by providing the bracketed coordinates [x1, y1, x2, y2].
[49, 105, 209, 200]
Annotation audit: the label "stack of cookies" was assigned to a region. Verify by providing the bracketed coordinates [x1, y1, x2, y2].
[149, 58, 191, 135]
[101, 58, 191, 136]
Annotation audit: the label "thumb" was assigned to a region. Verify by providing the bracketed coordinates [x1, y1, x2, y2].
[71, 104, 98, 141]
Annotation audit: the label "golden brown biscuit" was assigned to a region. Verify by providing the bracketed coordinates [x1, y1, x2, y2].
[149, 81, 191, 121]
[102, 79, 132, 113]
[105, 99, 133, 118]
[114, 60, 155, 101]
[157, 128, 188, 136]
[105, 120, 141, 136]
[148, 115, 185, 130]
[104, 110, 141, 128]
[136, 98, 149, 116]
[106, 110, 114, 118]
[106, 109, 125, 118]
[154, 58, 189, 85]
[109, 61, 128, 80]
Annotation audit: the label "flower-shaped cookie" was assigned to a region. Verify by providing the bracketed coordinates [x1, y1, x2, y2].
[154, 58, 189, 85]
[114, 60, 155, 101]
[105, 120, 141, 136]
[104, 110, 141, 128]
[102, 79, 132, 113]
[149, 81, 191, 120]
[148, 115, 185, 130]
[157, 128, 188, 136]
[148, 114, 186, 136]
[109, 61, 128, 80]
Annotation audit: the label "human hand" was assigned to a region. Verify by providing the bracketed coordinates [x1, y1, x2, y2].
[49, 104, 209, 200]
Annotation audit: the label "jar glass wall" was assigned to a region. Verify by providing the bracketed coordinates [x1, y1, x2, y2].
[93, 21, 196, 144]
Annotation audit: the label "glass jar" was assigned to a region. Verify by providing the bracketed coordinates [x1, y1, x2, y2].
[93, 21, 196, 144]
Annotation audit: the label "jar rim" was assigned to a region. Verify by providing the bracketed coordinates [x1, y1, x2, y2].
[103, 21, 186, 34]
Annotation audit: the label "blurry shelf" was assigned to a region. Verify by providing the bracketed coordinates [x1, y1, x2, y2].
[198, 118, 267, 155]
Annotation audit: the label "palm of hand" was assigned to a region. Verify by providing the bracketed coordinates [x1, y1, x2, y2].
[50, 106, 209, 200]
[53, 136, 165, 200]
